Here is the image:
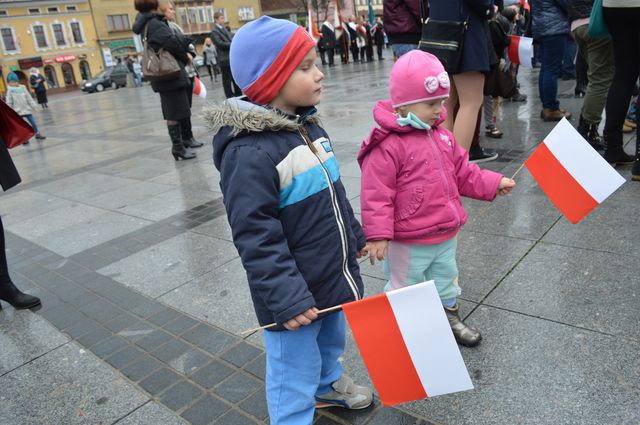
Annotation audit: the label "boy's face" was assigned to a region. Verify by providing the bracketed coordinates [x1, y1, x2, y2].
[399, 99, 445, 126]
[270, 49, 324, 115]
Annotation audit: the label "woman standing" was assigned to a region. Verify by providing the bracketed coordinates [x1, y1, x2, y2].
[429, 0, 498, 162]
[29, 68, 48, 109]
[132, 0, 197, 160]
[203, 37, 219, 83]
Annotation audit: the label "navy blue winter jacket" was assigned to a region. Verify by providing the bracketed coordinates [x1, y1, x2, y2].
[208, 99, 366, 329]
[532, 0, 570, 39]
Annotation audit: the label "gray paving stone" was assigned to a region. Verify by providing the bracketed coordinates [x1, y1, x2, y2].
[238, 389, 269, 421]
[134, 329, 174, 352]
[180, 394, 230, 425]
[116, 401, 187, 425]
[139, 367, 183, 396]
[0, 309, 69, 374]
[213, 372, 260, 404]
[150, 338, 192, 363]
[148, 307, 182, 327]
[75, 325, 113, 348]
[181, 323, 237, 356]
[242, 353, 266, 381]
[159, 380, 204, 412]
[365, 407, 429, 425]
[403, 305, 640, 425]
[104, 345, 146, 369]
[121, 355, 164, 382]
[216, 409, 260, 425]
[486, 242, 640, 339]
[167, 349, 211, 376]
[190, 216, 233, 242]
[104, 313, 144, 333]
[116, 188, 220, 221]
[0, 342, 148, 425]
[162, 314, 199, 336]
[77, 299, 125, 323]
[98, 232, 238, 298]
[190, 359, 235, 389]
[118, 321, 157, 342]
[220, 342, 262, 368]
[92, 335, 130, 358]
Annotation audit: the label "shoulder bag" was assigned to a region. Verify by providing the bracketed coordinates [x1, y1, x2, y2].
[141, 23, 182, 81]
[418, 1, 468, 74]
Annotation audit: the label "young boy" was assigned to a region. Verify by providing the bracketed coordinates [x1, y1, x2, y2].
[207, 16, 373, 425]
[5, 72, 46, 143]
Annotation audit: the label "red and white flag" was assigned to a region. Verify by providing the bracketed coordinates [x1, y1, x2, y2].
[308, 10, 320, 42]
[525, 118, 625, 224]
[193, 76, 206, 99]
[508, 36, 533, 68]
[342, 281, 473, 406]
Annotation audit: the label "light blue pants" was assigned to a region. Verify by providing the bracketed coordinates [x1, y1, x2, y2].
[263, 312, 345, 425]
[383, 238, 460, 307]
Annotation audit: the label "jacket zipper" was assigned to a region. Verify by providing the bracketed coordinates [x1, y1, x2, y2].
[427, 132, 461, 227]
[419, 40, 459, 50]
[299, 127, 361, 301]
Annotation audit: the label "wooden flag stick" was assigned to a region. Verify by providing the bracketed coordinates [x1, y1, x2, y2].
[240, 304, 344, 336]
[511, 162, 526, 180]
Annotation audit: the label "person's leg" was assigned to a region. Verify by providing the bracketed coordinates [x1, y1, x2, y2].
[328, 48, 334, 66]
[23, 114, 38, 134]
[561, 37, 577, 79]
[264, 321, 323, 425]
[0, 216, 41, 309]
[383, 241, 435, 291]
[451, 72, 485, 150]
[377, 44, 383, 59]
[390, 43, 417, 58]
[574, 47, 588, 96]
[220, 66, 234, 98]
[443, 77, 459, 132]
[603, 7, 640, 163]
[483, 95, 494, 129]
[539, 35, 565, 111]
[207, 65, 214, 82]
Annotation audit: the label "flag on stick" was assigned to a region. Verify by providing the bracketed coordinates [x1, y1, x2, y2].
[508, 36, 533, 68]
[193, 76, 206, 99]
[525, 118, 625, 224]
[342, 281, 473, 406]
[308, 10, 320, 42]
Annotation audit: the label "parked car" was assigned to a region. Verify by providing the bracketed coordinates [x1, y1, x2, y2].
[82, 64, 130, 93]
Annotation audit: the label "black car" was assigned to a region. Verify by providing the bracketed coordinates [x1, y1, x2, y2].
[82, 64, 130, 93]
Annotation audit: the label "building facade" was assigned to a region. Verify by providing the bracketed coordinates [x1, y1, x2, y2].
[260, 0, 305, 23]
[0, 0, 103, 93]
[211, 0, 262, 30]
[87, 0, 139, 64]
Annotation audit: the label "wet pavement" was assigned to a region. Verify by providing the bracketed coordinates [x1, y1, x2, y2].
[1, 55, 639, 425]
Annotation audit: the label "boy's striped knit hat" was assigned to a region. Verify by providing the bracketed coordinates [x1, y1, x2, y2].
[230, 16, 316, 105]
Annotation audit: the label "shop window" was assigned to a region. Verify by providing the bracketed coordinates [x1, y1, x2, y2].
[79, 60, 91, 80]
[44, 65, 58, 88]
[61, 62, 76, 86]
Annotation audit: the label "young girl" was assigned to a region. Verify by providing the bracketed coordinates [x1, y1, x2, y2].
[358, 50, 515, 346]
[6, 72, 46, 143]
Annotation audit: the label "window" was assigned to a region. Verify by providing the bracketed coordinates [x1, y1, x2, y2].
[33, 24, 48, 48]
[52, 23, 66, 46]
[0, 10, 8, 17]
[66, 6, 77, 12]
[188, 8, 197, 25]
[1, 28, 17, 52]
[70, 22, 83, 43]
[238, 7, 254, 21]
[197, 7, 206, 24]
[107, 14, 130, 31]
[206, 6, 214, 23]
[217, 8, 227, 22]
[178, 8, 188, 26]
[28, 8, 40, 14]
[47, 6, 59, 13]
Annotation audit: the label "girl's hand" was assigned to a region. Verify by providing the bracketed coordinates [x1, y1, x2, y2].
[368, 240, 388, 265]
[356, 242, 370, 259]
[497, 177, 516, 196]
[283, 307, 319, 331]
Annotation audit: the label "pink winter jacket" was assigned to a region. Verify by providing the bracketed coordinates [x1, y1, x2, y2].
[358, 100, 503, 244]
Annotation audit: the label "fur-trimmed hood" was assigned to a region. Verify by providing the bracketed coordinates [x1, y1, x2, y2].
[207, 97, 320, 170]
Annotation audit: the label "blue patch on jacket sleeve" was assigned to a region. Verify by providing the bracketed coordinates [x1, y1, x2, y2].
[279, 156, 340, 208]
[321, 141, 333, 153]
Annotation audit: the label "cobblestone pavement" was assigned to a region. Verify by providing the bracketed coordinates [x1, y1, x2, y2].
[1, 55, 639, 425]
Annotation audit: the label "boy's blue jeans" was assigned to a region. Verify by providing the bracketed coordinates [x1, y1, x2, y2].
[264, 312, 345, 425]
[538, 35, 567, 110]
[22, 114, 39, 134]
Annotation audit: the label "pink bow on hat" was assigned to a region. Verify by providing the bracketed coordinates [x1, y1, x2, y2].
[424, 72, 450, 94]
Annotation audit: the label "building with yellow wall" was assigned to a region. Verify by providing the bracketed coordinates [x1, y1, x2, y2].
[0, 0, 104, 93]
[211, 0, 262, 31]
[87, 0, 140, 62]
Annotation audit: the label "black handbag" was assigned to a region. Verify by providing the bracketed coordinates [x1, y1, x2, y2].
[417, 1, 468, 74]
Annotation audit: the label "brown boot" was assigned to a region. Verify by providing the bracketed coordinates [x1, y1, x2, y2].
[541, 108, 570, 122]
[445, 304, 482, 347]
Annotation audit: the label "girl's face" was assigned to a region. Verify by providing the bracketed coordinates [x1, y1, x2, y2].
[161, 1, 175, 21]
[399, 99, 445, 126]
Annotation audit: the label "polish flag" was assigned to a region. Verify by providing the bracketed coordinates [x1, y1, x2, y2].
[508, 36, 533, 68]
[193, 76, 206, 99]
[342, 281, 473, 406]
[308, 10, 320, 42]
[525, 118, 625, 224]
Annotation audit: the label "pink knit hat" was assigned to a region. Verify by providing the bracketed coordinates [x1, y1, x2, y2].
[390, 50, 450, 108]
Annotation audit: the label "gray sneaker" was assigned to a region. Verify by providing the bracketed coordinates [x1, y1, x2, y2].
[315, 375, 373, 410]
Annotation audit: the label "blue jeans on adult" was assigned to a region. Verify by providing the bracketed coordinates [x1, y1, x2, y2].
[22, 114, 39, 134]
[538, 34, 567, 110]
[562, 38, 577, 78]
[391, 43, 418, 58]
[263, 312, 346, 425]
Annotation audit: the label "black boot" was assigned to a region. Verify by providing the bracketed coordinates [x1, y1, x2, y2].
[603, 130, 635, 165]
[578, 115, 605, 151]
[168, 124, 196, 161]
[179, 118, 203, 148]
[0, 278, 41, 309]
[632, 129, 640, 181]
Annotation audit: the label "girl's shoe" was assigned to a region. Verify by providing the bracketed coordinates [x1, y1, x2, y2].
[445, 304, 482, 347]
[35, 133, 46, 140]
[0, 279, 41, 309]
[485, 125, 503, 139]
[315, 375, 373, 410]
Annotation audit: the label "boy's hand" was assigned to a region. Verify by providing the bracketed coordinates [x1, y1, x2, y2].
[283, 307, 319, 331]
[356, 242, 370, 259]
[368, 240, 388, 265]
[497, 177, 516, 196]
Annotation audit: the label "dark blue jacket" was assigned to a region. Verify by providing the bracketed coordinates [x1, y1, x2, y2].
[532, 0, 570, 39]
[208, 99, 365, 329]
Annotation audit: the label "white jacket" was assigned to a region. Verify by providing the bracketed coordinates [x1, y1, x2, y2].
[6, 85, 37, 116]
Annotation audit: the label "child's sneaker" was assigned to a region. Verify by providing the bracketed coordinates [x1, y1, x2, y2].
[315, 375, 373, 410]
[445, 304, 482, 347]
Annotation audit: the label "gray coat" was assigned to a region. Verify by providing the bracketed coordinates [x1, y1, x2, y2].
[532, 0, 571, 39]
[204, 44, 217, 66]
[211, 25, 232, 67]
